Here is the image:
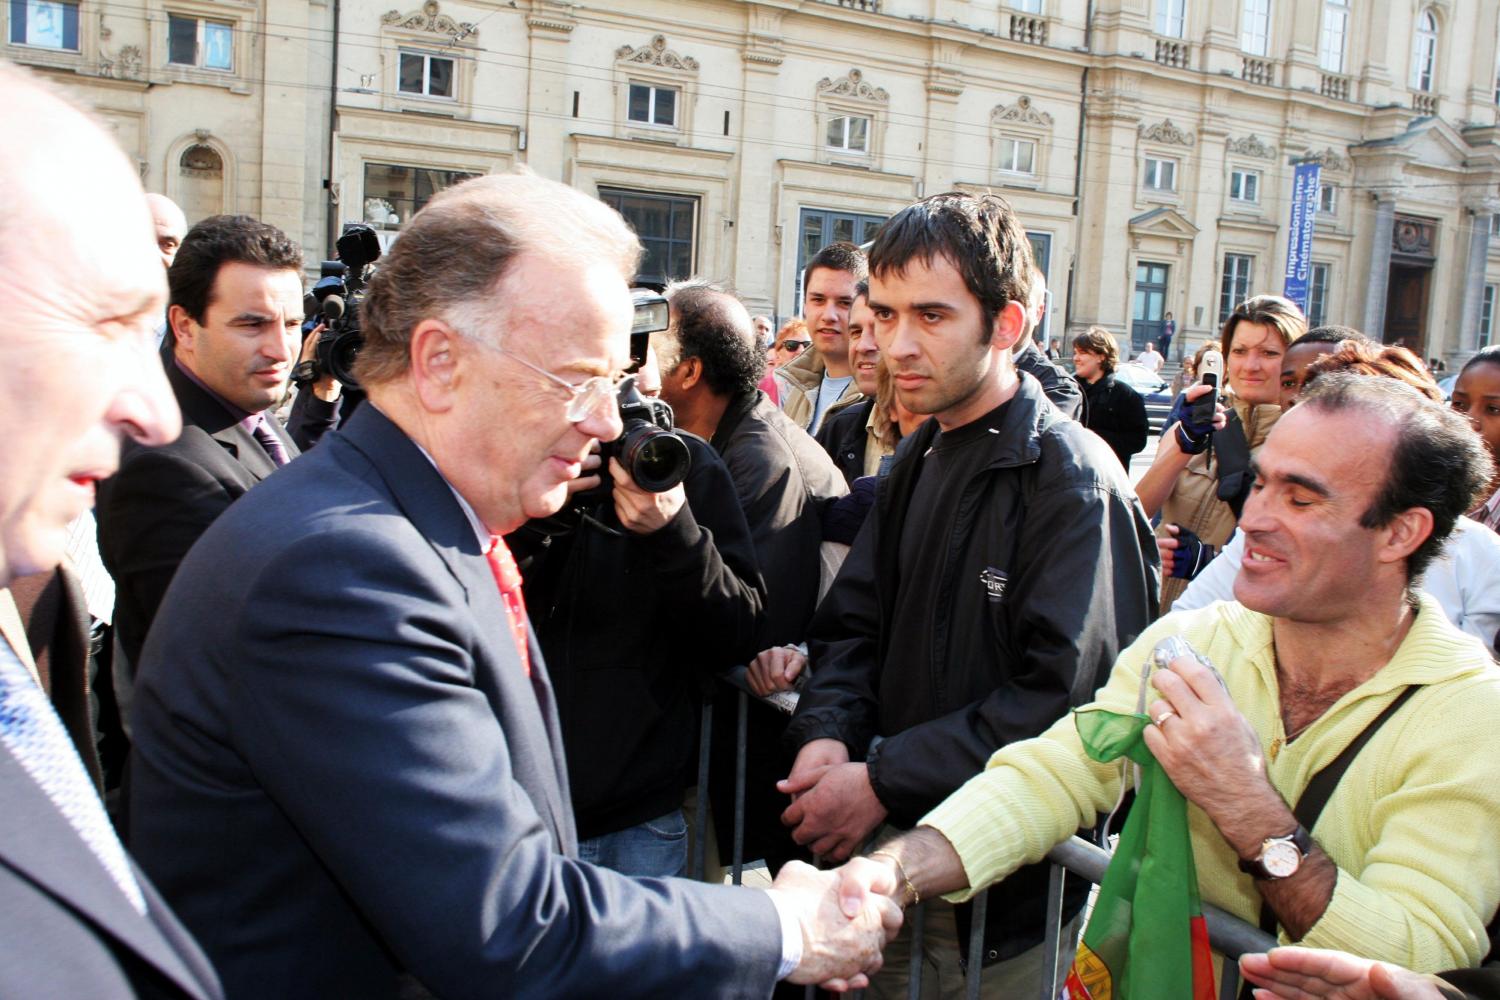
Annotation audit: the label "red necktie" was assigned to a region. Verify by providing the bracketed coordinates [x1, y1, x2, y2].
[485, 536, 531, 677]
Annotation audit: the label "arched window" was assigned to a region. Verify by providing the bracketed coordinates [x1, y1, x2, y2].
[1411, 8, 1437, 92]
[178, 143, 224, 222]
[1319, 0, 1349, 73]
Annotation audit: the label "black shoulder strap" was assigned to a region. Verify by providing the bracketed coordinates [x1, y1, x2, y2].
[1237, 685, 1422, 999]
[1214, 410, 1254, 519]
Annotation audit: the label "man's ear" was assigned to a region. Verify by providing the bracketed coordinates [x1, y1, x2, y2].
[988, 300, 1028, 353]
[676, 355, 704, 392]
[168, 304, 196, 352]
[408, 319, 462, 412]
[1377, 506, 1435, 569]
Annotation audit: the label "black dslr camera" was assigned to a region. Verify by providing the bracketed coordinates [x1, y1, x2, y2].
[293, 223, 382, 390]
[601, 289, 690, 494]
[531, 290, 690, 536]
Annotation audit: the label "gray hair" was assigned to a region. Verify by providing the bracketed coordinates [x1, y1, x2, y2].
[355, 172, 641, 386]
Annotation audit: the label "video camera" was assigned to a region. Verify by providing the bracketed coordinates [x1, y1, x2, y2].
[293, 222, 382, 390]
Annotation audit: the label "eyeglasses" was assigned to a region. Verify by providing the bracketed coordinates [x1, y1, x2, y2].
[459, 329, 629, 423]
[776, 339, 812, 354]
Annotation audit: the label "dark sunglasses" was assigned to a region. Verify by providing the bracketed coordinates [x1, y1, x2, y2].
[777, 339, 812, 353]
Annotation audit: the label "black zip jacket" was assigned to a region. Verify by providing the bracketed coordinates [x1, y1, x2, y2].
[510, 434, 766, 840]
[785, 373, 1159, 961]
[1079, 373, 1149, 470]
[815, 397, 878, 487]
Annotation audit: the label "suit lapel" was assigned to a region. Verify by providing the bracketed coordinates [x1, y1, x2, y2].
[338, 406, 574, 850]
[165, 359, 280, 481]
[0, 748, 213, 999]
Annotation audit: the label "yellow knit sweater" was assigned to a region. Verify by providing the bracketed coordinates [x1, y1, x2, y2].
[923, 595, 1500, 972]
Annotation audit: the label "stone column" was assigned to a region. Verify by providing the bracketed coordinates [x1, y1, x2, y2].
[1361, 195, 1397, 339]
[1458, 199, 1499, 353]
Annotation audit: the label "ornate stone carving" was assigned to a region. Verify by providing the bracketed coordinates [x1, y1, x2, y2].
[99, 44, 143, 79]
[1305, 147, 1349, 172]
[382, 0, 476, 39]
[1392, 215, 1436, 257]
[817, 68, 889, 104]
[1138, 118, 1194, 146]
[1227, 134, 1275, 159]
[615, 34, 698, 71]
[990, 96, 1053, 127]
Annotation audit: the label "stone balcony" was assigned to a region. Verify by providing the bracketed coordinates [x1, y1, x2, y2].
[1320, 72, 1351, 101]
[833, 0, 880, 11]
[1411, 90, 1439, 116]
[1008, 13, 1048, 46]
[1154, 38, 1191, 69]
[1241, 56, 1276, 86]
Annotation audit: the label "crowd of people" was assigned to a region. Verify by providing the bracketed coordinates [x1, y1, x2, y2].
[3, 58, 1500, 1000]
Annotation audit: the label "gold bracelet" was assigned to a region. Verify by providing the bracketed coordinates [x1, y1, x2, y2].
[869, 850, 920, 908]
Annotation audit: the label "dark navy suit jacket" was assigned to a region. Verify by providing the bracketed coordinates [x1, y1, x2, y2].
[127, 403, 784, 999]
[0, 739, 221, 999]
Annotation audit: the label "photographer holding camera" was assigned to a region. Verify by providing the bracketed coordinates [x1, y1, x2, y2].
[508, 300, 768, 879]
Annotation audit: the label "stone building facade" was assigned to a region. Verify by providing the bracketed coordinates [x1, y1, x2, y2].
[11, 0, 1500, 361]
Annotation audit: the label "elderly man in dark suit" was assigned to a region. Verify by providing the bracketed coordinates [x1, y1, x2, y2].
[127, 172, 899, 999]
[0, 62, 222, 1000]
[96, 214, 341, 680]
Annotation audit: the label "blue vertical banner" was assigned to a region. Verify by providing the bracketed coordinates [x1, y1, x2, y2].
[1282, 161, 1322, 312]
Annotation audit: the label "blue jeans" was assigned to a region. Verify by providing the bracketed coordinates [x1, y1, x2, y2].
[577, 809, 687, 879]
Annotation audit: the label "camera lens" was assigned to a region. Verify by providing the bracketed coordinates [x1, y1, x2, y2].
[621, 426, 691, 492]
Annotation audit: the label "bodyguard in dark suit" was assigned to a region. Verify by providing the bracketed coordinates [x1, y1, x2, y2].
[97, 215, 341, 675]
[0, 62, 221, 999]
[128, 173, 898, 999]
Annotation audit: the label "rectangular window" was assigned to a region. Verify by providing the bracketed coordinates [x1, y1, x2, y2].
[362, 164, 479, 235]
[997, 137, 1036, 175]
[1011, 0, 1043, 11]
[7, 0, 79, 50]
[1483, 285, 1496, 346]
[626, 83, 677, 127]
[796, 208, 886, 307]
[826, 115, 870, 153]
[1241, 0, 1270, 56]
[1318, 1, 1348, 73]
[168, 15, 234, 70]
[398, 51, 454, 98]
[1220, 253, 1254, 324]
[600, 189, 696, 287]
[1229, 169, 1260, 203]
[1319, 184, 1338, 214]
[1143, 156, 1177, 192]
[1155, 0, 1185, 37]
[1490, 213, 1499, 237]
[1308, 263, 1330, 328]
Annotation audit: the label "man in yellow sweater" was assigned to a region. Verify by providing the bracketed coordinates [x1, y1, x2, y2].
[836, 372, 1500, 975]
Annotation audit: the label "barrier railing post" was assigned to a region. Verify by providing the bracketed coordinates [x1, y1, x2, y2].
[1040, 861, 1066, 1000]
[693, 698, 713, 882]
[1220, 958, 1242, 1000]
[965, 891, 988, 1000]
[907, 900, 926, 1000]
[731, 688, 748, 886]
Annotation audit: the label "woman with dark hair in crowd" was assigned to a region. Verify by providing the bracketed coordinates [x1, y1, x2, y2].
[1135, 294, 1307, 609]
[1450, 345, 1500, 533]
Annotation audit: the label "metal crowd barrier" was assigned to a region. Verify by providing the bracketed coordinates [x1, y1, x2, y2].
[696, 667, 1278, 1000]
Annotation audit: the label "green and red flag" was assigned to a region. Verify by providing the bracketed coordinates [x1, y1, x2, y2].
[1061, 708, 1216, 1000]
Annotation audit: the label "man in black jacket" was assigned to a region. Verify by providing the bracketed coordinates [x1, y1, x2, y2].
[654, 280, 846, 872]
[781, 192, 1158, 996]
[817, 283, 896, 486]
[1072, 325, 1149, 470]
[509, 374, 766, 877]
